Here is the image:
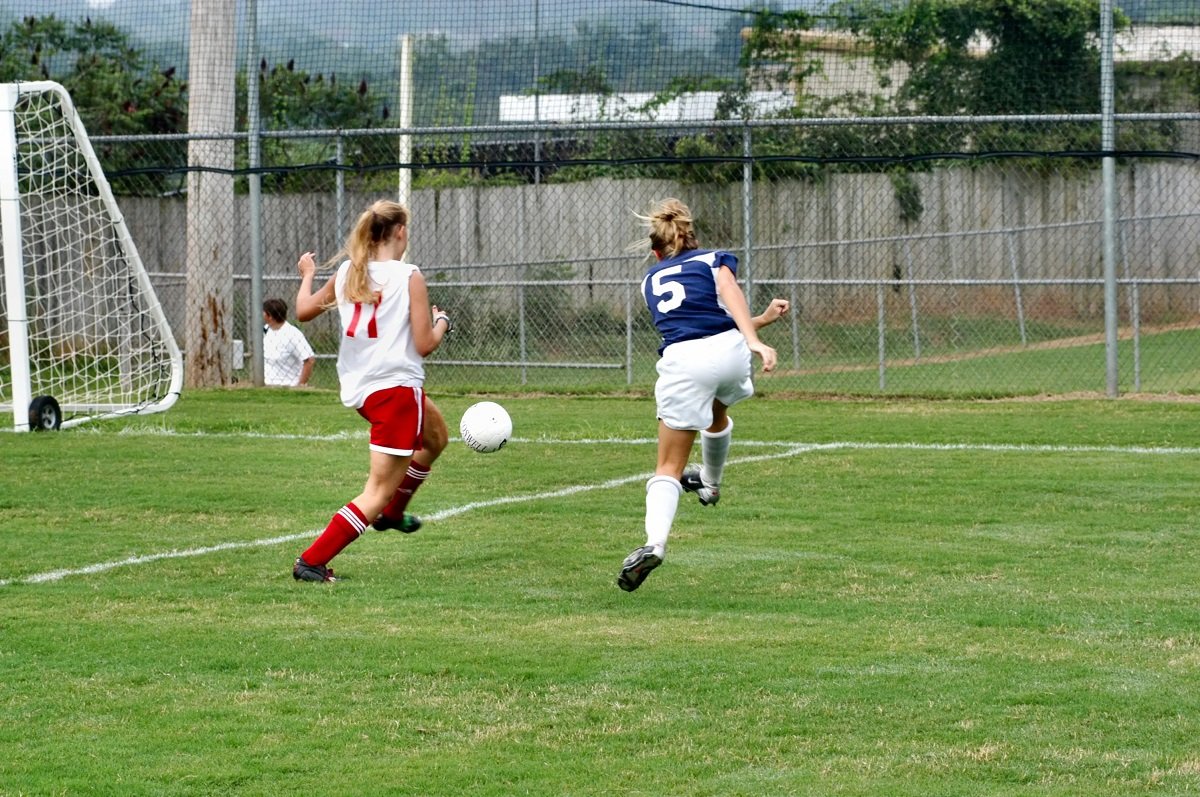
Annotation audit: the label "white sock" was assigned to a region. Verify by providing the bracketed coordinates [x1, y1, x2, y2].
[700, 416, 733, 488]
[644, 475, 681, 557]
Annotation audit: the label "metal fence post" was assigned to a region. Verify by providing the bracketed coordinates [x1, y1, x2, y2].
[1131, 279, 1142, 392]
[519, 267, 528, 385]
[1100, 0, 1120, 396]
[397, 34, 413, 205]
[1119, 222, 1139, 391]
[877, 282, 887, 391]
[903, 238, 921, 360]
[1005, 231, 1028, 346]
[786, 251, 800, 371]
[742, 123, 753, 311]
[335, 135, 345, 242]
[246, 0, 264, 386]
[625, 282, 634, 385]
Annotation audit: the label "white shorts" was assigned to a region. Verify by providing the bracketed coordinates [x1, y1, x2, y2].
[655, 328, 754, 430]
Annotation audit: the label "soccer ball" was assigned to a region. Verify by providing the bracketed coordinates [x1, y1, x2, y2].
[459, 401, 512, 453]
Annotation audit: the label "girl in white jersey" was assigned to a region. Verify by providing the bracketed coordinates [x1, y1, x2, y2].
[617, 198, 790, 592]
[290, 200, 453, 582]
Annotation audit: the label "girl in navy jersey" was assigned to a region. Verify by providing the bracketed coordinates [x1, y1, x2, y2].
[618, 197, 790, 592]
[290, 199, 453, 582]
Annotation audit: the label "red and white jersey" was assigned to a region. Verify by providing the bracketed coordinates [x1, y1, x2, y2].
[333, 258, 425, 408]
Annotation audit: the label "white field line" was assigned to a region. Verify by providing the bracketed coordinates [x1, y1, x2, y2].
[2, 438, 1196, 587]
[68, 426, 1200, 456]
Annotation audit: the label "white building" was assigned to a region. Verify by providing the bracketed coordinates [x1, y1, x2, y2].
[499, 90, 795, 123]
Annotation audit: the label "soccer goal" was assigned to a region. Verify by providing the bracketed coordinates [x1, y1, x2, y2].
[0, 81, 182, 432]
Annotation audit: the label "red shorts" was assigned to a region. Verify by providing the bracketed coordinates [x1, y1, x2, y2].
[356, 385, 426, 455]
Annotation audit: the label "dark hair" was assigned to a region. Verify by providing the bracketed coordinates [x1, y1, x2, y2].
[263, 298, 288, 324]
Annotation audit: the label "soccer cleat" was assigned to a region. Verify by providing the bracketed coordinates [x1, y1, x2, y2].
[680, 470, 720, 506]
[372, 512, 422, 533]
[617, 545, 663, 592]
[293, 557, 337, 582]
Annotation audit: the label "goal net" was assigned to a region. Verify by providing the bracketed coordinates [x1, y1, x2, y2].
[0, 81, 182, 432]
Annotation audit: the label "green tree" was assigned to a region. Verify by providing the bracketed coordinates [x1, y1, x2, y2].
[829, 0, 1127, 116]
[737, 0, 1136, 180]
[740, 9, 820, 103]
[0, 16, 185, 133]
[0, 15, 187, 193]
[245, 58, 387, 131]
[537, 65, 614, 95]
[236, 58, 391, 193]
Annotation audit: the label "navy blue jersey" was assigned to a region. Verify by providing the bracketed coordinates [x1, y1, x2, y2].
[641, 249, 738, 354]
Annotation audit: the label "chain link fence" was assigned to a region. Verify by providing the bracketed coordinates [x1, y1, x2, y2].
[96, 113, 1200, 398]
[4, 1, 1200, 399]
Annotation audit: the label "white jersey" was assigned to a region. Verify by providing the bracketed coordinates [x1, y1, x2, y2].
[333, 258, 425, 408]
[263, 321, 314, 386]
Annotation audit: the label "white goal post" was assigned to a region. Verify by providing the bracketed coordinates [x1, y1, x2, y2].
[0, 81, 182, 432]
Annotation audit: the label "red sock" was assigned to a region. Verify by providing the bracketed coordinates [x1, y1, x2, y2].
[379, 463, 431, 521]
[301, 502, 368, 566]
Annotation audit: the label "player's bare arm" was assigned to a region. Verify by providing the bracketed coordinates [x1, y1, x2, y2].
[409, 270, 449, 357]
[715, 266, 778, 372]
[295, 251, 335, 321]
[753, 298, 790, 330]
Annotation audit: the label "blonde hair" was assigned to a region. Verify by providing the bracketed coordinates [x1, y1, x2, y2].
[633, 197, 699, 260]
[332, 199, 409, 304]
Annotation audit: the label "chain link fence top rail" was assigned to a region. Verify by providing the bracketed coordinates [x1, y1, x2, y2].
[3, 1, 1200, 397]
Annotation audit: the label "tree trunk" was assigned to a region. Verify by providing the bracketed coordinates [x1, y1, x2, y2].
[185, 0, 236, 388]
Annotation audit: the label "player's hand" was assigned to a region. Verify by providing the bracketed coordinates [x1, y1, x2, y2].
[296, 251, 317, 279]
[431, 304, 452, 333]
[750, 341, 778, 372]
[760, 298, 790, 326]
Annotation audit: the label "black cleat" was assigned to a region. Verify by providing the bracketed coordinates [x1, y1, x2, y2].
[373, 512, 422, 533]
[617, 545, 663, 592]
[680, 470, 720, 506]
[293, 557, 337, 582]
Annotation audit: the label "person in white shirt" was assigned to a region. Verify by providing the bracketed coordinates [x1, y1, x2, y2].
[289, 199, 453, 583]
[262, 298, 316, 387]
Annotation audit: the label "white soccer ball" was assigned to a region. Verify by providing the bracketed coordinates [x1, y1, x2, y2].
[459, 401, 512, 454]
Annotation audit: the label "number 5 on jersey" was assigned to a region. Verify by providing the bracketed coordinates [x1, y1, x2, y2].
[651, 265, 686, 313]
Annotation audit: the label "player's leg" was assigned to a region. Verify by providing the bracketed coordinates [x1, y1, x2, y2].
[296, 386, 421, 581]
[682, 330, 753, 506]
[374, 395, 449, 532]
[295, 451, 411, 581]
[618, 423, 695, 592]
[620, 341, 713, 591]
[648, 423, 697, 553]
[416, 396, 449, 464]
[681, 405, 731, 505]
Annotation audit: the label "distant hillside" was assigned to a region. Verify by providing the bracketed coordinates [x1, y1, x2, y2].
[7, 0, 779, 51]
[5, 0, 780, 102]
[5, 0, 1181, 58]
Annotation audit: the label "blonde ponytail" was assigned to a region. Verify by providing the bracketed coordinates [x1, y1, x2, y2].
[632, 197, 699, 260]
[330, 199, 410, 305]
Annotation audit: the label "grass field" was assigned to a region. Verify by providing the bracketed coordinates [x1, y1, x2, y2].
[2, 389, 1199, 795]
